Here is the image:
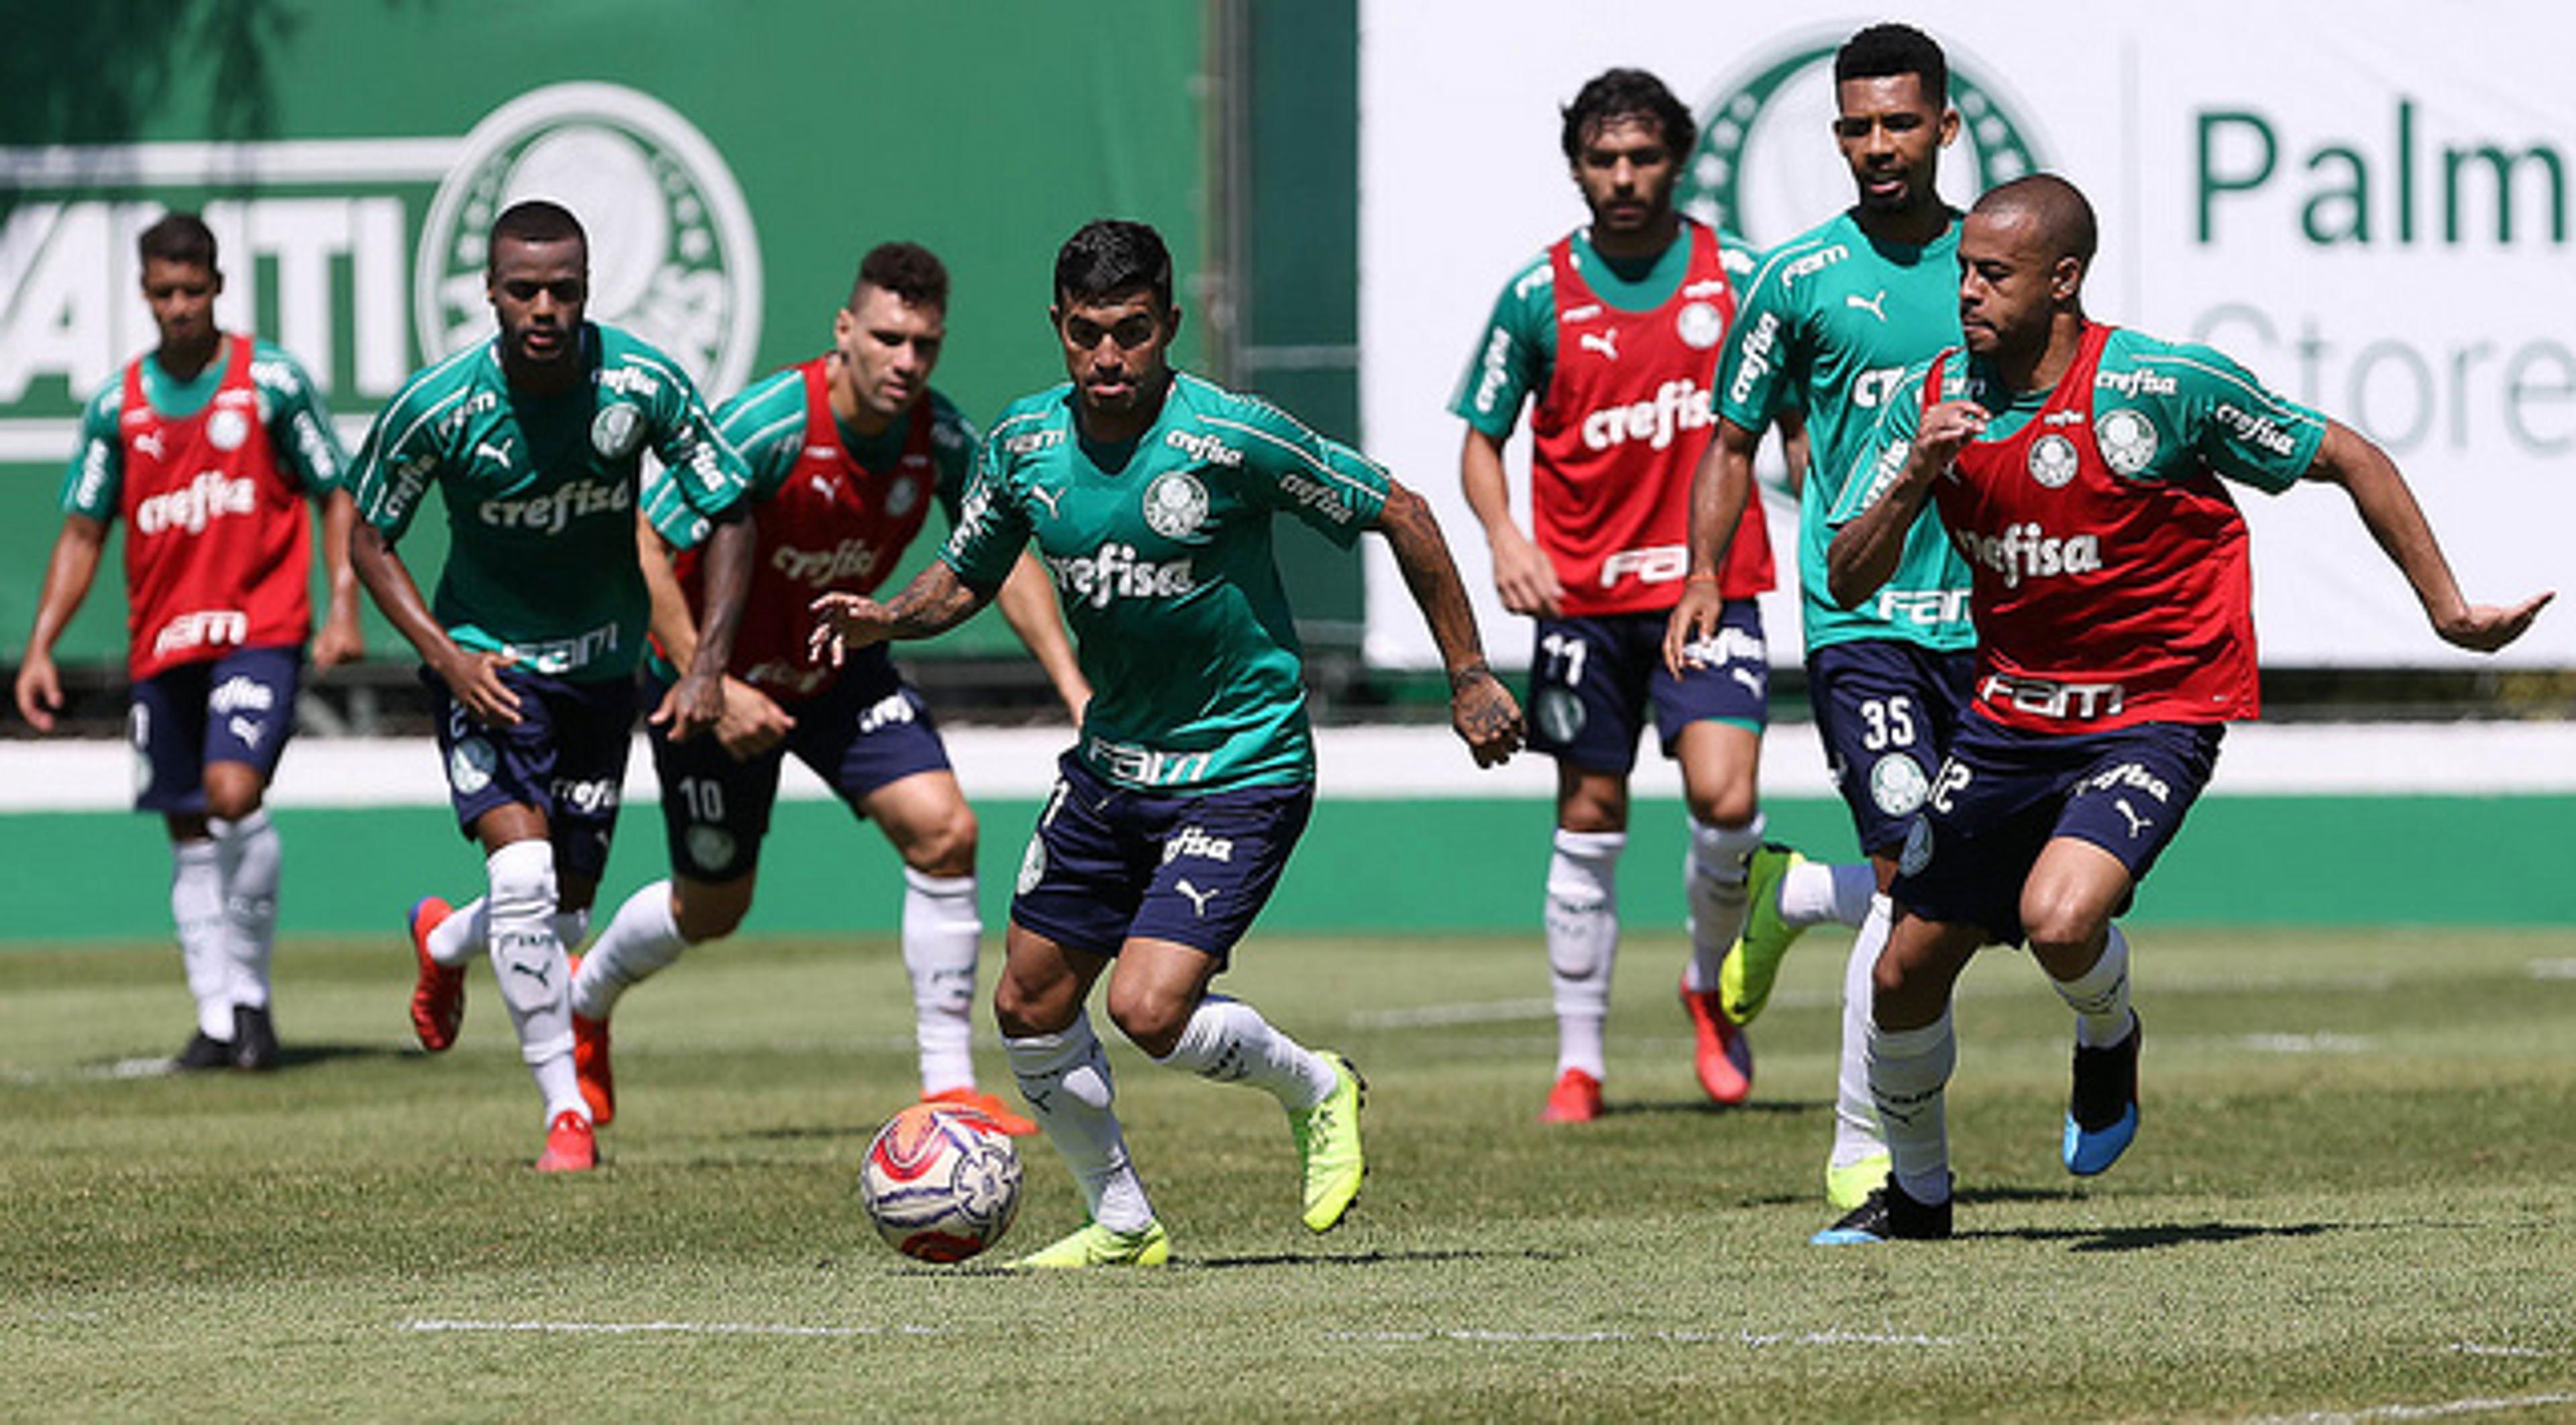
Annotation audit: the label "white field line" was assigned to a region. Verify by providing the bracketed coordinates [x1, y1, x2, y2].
[2239, 1034, 2373, 1055]
[402, 1318, 941, 1338]
[1, 721, 2571, 812]
[1346, 998, 1553, 1029]
[1326, 1327, 1953, 1348]
[2243, 1391, 2576, 1423]
[2528, 959, 2576, 980]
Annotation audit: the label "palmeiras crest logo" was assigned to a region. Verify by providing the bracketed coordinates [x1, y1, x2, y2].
[418, 83, 764, 397]
[1677, 38, 2047, 246]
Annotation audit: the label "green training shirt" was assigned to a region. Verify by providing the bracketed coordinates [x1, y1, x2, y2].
[1717, 209, 1974, 653]
[942, 372, 1390, 792]
[347, 323, 749, 681]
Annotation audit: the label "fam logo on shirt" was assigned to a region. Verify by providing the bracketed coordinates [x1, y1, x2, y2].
[1678, 41, 2048, 246]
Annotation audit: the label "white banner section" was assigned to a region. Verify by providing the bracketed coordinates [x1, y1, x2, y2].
[1360, 1, 2573, 669]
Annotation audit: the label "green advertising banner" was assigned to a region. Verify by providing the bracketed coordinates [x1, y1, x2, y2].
[0, 0, 1210, 666]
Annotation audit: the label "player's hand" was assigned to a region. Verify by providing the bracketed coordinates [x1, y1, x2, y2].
[808, 592, 895, 669]
[1448, 663, 1524, 768]
[1911, 400, 1990, 480]
[13, 649, 62, 734]
[712, 675, 794, 760]
[655, 668, 728, 743]
[2433, 590, 2554, 653]
[1661, 580, 1726, 677]
[1487, 526, 1565, 619]
[311, 608, 366, 670]
[434, 647, 523, 727]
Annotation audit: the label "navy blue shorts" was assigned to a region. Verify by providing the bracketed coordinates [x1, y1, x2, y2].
[1894, 710, 2224, 945]
[128, 644, 303, 813]
[424, 663, 636, 883]
[1805, 640, 1976, 858]
[1010, 753, 1312, 963]
[1526, 602, 1768, 775]
[647, 645, 953, 881]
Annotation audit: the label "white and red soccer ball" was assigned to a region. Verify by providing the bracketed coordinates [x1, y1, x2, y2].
[859, 1102, 1022, 1263]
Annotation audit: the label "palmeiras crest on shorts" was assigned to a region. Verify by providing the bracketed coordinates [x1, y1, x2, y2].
[1870, 752, 1931, 816]
[1142, 470, 1209, 540]
[447, 736, 496, 795]
[1534, 686, 1587, 744]
[2096, 407, 2159, 476]
[417, 83, 764, 397]
[1678, 41, 2046, 246]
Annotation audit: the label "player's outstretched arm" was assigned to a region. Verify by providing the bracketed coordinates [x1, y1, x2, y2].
[13, 515, 108, 733]
[1459, 426, 1562, 617]
[2308, 419, 2553, 653]
[1827, 399, 1984, 610]
[808, 560, 992, 669]
[311, 489, 366, 669]
[1663, 417, 1761, 676]
[993, 551, 1091, 725]
[351, 523, 522, 726]
[659, 507, 755, 742]
[1373, 478, 1523, 767]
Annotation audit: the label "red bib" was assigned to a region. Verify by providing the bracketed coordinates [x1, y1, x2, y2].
[116, 334, 311, 680]
[679, 357, 938, 700]
[1529, 221, 1771, 615]
[1933, 323, 2259, 731]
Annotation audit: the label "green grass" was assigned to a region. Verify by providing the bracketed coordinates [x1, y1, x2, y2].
[5, 924, 2576, 1420]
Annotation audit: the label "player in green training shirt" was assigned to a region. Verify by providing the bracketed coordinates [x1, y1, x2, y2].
[814, 219, 1524, 1267]
[1662, 23, 1979, 1211]
[348, 200, 757, 1173]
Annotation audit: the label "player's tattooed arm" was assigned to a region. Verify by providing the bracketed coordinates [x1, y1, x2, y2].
[1827, 399, 1982, 609]
[1373, 478, 1524, 768]
[807, 560, 994, 668]
[2306, 419, 2553, 653]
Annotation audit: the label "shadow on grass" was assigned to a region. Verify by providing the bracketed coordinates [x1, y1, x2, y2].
[876, 1247, 1570, 1277]
[1599, 1097, 1827, 1119]
[103, 1041, 411, 1076]
[1994, 1220, 2340, 1252]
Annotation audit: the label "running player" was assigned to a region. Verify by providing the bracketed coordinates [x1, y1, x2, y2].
[1452, 68, 1776, 1124]
[1816, 174, 2548, 1243]
[350, 200, 757, 1173]
[814, 219, 1523, 1267]
[566, 242, 1087, 1134]
[1664, 22, 1976, 1207]
[15, 211, 362, 1072]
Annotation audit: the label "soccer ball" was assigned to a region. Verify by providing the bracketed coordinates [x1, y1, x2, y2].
[859, 1102, 1023, 1263]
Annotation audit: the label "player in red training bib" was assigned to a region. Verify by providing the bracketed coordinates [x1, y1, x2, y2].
[564, 242, 1088, 1136]
[1450, 68, 1777, 1122]
[1818, 174, 2551, 1243]
[14, 211, 362, 1073]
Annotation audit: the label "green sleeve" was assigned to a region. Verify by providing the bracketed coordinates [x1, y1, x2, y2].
[1222, 394, 1390, 549]
[1715, 247, 1801, 432]
[1826, 363, 1933, 528]
[347, 380, 445, 543]
[59, 380, 125, 521]
[938, 433, 1033, 592]
[2157, 339, 2328, 495]
[252, 343, 349, 496]
[1447, 256, 1554, 440]
[643, 363, 753, 541]
[929, 394, 977, 527]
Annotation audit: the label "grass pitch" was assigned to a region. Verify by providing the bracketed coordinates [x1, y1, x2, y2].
[5, 922, 2575, 1420]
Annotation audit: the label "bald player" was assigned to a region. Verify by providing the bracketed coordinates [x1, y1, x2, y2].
[1814, 173, 2549, 1243]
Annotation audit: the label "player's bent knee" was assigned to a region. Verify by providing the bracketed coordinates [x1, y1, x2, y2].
[1102, 986, 1190, 1058]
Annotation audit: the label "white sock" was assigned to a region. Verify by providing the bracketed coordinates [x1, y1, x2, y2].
[2053, 922, 2135, 1049]
[902, 867, 982, 1096]
[571, 881, 688, 1020]
[1868, 1010, 1957, 1206]
[171, 839, 231, 1039]
[1546, 829, 1623, 1079]
[1007, 1013, 1152, 1232]
[1778, 859, 1878, 931]
[485, 841, 582, 1120]
[1830, 894, 1894, 1171]
[427, 896, 486, 968]
[1684, 814, 1765, 992]
[213, 810, 280, 1011]
[1154, 994, 1338, 1109]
